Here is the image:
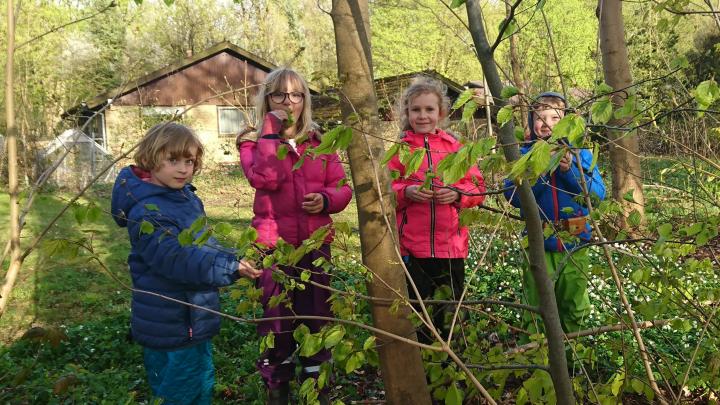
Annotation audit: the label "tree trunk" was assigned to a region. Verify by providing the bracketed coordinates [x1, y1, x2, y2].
[329, 1, 431, 404]
[506, 1, 528, 131]
[465, 0, 575, 402]
[598, 0, 645, 227]
[0, 0, 21, 319]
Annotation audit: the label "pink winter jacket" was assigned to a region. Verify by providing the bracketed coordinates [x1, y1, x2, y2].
[238, 123, 352, 248]
[388, 129, 486, 258]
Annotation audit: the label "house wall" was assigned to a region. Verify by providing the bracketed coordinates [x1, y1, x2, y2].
[104, 105, 240, 169]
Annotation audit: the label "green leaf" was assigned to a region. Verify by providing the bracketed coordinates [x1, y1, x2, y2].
[623, 189, 636, 203]
[268, 292, 286, 309]
[139, 220, 154, 235]
[336, 127, 353, 150]
[300, 334, 323, 357]
[313, 125, 343, 154]
[214, 222, 233, 237]
[497, 105, 514, 127]
[590, 143, 599, 171]
[189, 216, 206, 234]
[276, 144, 289, 160]
[610, 372, 625, 396]
[657, 223, 673, 238]
[445, 383, 464, 405]
[461, 100, 478, 123]
[363, 335, 376, 351]
[631, 378, 645, 394]
[239, 227, 258, 245]
[403, 149, 426, 178]
[144, 203, 159, 211]
[551, 114, 585, 145]
[529, 140, 552, 177]
[695, 80, 719, 107]
[452, 88, 474, 110]
[630, 268, 644, 284]
[382, 143, 402, 166]
[536, 0, 546, 9]
[459, 208, 482, 226]
[193, 230, 211, 246]
[163, 0, 174, 5]
[178, 229, 193, 246]
[344, 352, 365, 374]
[590, 97, 613, 124]
[670, 55, 689, 70]
[501, 86, 519, 99]
[595, 82, 614, 95]
[73, 205, 87, 225]
[628, 209, 642, 227]
[260, 332, 275, 352]
[323, 325, 345, 349]
[86, 204, 102, 222]
[498, 18, 518, 40]
[508, 150, 532, 181]
[293, 323, 311, 342]
[292, 155, 306, 170]
[614, 95, 638, 120]
[449, 0, 467, 8]
[300, 270, 311, 282]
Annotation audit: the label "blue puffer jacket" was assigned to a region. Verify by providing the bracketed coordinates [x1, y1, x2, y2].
[111, 166, 240, 350]
[504, 92, 606, 252]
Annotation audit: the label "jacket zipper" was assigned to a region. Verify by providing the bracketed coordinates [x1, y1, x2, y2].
[425, 136, 435, 257]
[399, 210, 408, 238]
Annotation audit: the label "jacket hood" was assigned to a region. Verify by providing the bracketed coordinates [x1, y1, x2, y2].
[528, 91, 568, 141]
[111, 166, 195, 228]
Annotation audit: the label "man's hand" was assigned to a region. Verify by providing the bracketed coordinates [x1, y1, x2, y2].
[302, 193, 324, 214]
[405, 185, 434, 202]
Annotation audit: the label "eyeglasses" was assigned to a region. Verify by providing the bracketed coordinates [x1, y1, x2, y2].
[268, 91, 304, 104]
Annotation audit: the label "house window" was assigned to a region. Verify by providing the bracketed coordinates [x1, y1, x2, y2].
[218, 107, 254, 137]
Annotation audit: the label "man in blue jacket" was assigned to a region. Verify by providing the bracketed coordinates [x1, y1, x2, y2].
[111, 122, 260, 404]
[504, 92, 606, 341]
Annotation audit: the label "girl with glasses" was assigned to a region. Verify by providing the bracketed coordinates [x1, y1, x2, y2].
[237, 68, 352, 404]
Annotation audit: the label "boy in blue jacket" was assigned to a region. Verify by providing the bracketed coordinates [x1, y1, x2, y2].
[504, 92, 606, 340]
[111, 122, 260, 404]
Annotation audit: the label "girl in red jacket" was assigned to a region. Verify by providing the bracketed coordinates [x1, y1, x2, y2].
[388, 76, 486, 343]
[237, 68, 353, 403]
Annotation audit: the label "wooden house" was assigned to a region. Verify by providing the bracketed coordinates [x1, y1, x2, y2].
[64, 41, 277, 165]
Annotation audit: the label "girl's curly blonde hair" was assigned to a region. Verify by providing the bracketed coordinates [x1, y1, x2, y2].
[396, 76, 451, 132]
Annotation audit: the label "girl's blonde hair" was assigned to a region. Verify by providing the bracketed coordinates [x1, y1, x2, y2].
[397, 76, 451, 132]
[133, 122, 204, 174]
[255, 68, 314, 137]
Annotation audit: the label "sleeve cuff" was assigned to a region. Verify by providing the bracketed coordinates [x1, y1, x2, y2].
[262, 113, 284, 136]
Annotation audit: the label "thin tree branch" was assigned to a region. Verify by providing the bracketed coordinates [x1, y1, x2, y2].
[15, 1, 117, 50]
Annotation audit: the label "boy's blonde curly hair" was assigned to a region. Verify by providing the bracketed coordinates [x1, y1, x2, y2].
[133, 122, 204, 174]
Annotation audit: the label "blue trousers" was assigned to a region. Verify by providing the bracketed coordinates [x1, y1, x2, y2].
[143, 341, 214, 405]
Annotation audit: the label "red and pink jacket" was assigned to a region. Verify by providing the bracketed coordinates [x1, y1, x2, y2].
[388, 129, 486, 258]
[238, 119, 352, 248]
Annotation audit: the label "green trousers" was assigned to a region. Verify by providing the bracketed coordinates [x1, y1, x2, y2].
[521, 249, 591, 339]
